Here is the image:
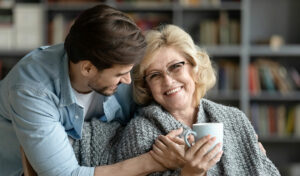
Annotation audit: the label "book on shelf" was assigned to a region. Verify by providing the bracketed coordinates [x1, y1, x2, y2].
[296, 105, 300, 137]
[48, 14, 74, 45]
[219, 11, 230, 45]
[290, 67, 300, 89]
[286, 107, 296, 135]
[180, 0, 221, 6]
[229, 19, 240, 44]
[127, 13, 171, 31]
[259, 64, 276, 91]
[47, 0, 99, 3]
[216, 60, 239, 92]
[248, 63, 261, 95]
[250, 104, 300, 137]
[200, 20, 218, 45]
[268, 106, 277, 135]
[0, 14, 13, 50]
[277, 105, 286, 137]
[249, 59, 300, 95]
[0, 0, 14, 7]
[199, 11, 240, 46]
[14, 3, 43, 50]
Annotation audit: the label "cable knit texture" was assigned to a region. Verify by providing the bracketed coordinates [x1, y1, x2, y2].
[72, 99, 281, 176]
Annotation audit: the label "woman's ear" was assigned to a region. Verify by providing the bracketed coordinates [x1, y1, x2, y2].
[80, 61, 97, 77]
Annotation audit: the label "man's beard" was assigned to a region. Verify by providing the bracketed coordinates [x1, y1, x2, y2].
[93, 86, 117, 96]
[90, 83, 121, 96]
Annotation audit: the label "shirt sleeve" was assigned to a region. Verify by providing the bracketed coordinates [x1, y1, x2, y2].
[9, 85, 94, 176]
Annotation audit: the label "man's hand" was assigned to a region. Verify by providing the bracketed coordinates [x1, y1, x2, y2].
[256, 134, 266, 155]
[150, 128, 186, 169]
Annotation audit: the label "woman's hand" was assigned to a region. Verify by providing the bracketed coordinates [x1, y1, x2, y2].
[150, 128, 186, 169]
[181, 135, 223, 176]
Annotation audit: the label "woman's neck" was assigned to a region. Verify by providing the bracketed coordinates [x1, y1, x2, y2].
[169, 106, 198, 127]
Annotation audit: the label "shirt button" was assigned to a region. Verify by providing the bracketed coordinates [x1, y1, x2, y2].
[75, 115, 79, 119]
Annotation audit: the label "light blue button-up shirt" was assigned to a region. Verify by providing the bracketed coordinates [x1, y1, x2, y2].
[0, 44, 135, 176]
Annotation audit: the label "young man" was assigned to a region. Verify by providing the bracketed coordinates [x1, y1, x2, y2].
[0, 4, 168, 176]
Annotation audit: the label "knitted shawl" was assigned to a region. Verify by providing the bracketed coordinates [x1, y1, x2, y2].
[72, 99, 281, 176]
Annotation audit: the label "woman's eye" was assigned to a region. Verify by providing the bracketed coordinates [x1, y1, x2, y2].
[149, 73, 161, 80]
[170, 63, 183, 71]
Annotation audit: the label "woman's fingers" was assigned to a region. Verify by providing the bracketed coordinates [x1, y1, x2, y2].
[182, 137, 223, 175]
[185, 135, 211, 159]
[202, 142, 222, 162]
[206, 150, 223, 169]
[193, 137, 216, 161]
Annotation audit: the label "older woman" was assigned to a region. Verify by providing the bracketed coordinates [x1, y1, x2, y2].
[73, 24, 280, 176]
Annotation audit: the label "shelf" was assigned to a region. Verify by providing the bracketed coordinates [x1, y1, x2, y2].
[46, 2, 173, 12]
[250, 91, 300, 101]
[0, 50, 30, 57]
[0, 2, 13, 9]
[113, 2, 173, 11]
[250, 45, 300, 56]
[200, 45, 241, 56]
[181, 1, 241, 11]
[260, 136, 300, 143]
[206, 90, 240, 101]
[46, 2, 100, 11]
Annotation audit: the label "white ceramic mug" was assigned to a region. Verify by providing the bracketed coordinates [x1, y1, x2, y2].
[184, 123, 223, 151]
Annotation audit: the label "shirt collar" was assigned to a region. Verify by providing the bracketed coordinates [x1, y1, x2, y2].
[59, 53, 77, 107]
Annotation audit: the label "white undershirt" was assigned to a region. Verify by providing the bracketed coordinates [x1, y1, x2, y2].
[72, 88, 104, 121]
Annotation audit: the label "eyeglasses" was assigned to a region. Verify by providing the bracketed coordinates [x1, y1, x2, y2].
[144, 61, 188, 85]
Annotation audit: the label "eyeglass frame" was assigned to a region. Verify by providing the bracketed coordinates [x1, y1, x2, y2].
[143, 61, 189, 84]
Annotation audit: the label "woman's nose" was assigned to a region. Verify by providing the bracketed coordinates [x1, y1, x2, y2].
[162, 74, 175, 86]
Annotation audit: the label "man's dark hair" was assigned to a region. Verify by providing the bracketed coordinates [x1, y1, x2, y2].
[64, 4, 146, 70]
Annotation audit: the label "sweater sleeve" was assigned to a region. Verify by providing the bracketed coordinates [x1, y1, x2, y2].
[116, 115, 160, 161]
[115, 115, 182, 176]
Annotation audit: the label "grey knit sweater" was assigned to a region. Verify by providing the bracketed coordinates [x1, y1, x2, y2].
[72, 99, 281, 176]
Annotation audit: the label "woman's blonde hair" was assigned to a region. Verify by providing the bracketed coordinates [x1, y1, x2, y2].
[133, 24, 216, 105]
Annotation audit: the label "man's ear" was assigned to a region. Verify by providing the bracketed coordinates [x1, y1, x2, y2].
[80, 61, 97, 77]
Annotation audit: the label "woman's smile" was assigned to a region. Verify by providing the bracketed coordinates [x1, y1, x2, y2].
[164, 86, 183, 96]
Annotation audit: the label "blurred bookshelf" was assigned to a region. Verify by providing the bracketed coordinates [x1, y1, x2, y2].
[0, 0, 299, 175]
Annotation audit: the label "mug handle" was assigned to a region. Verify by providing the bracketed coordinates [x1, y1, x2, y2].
[184, 130, 197, 148]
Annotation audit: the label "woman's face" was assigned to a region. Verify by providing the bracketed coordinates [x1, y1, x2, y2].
[145, 46, 196, 112]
